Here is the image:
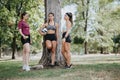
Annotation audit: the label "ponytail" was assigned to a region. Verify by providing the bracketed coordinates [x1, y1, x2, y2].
[66, 12, 73, 25]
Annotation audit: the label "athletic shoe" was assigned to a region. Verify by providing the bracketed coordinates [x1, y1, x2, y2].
[25, 66, 30, 71]
[22, 65, 26, 70]
[64, 64, 72, 69]
[48, 64, 55, 68]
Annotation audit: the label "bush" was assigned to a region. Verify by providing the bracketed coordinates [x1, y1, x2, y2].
[73, 36, 84, 44]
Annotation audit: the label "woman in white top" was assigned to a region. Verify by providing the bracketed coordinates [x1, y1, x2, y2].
[62, 12, 73, 69]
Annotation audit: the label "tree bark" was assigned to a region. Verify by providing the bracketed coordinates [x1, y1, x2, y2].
[39, 0, 63, 66]
[100, 47, 103, 54]
[12, 17, 18, 59]
[0, 38, 1, 58]
[11, 2, 23, 59]
[12, 37, 16, 59]
[84, 0, 90, 54]
[0, 47, 1, 58]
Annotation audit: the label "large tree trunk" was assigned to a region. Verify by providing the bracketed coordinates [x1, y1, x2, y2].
[39, 0, 62, 66]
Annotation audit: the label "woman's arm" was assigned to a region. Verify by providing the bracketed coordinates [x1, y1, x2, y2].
[38, 23, 47, 36]
[18, 21, 26, 39]
[19, 29, 27, 39]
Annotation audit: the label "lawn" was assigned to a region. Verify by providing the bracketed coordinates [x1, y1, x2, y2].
[0, 60, 120, 80]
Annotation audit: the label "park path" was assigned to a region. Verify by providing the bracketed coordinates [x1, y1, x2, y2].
[0, 53, 120, 64]
[71, 54, 120, 64]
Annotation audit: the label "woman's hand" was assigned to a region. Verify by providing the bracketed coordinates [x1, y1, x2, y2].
[38, 23, 48, 36]
[23, 35, 28, 39]
[42, 32, 47, 36]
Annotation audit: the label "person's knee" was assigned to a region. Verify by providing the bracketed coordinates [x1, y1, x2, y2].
[64, 48, 67, 52]
[25, 48, 30, 53]
[51, 48, 56, 53]
[65, 49, 70, 53]
[46, 44, 52, 49]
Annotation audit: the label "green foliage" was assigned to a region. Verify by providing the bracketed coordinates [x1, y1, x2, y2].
[0, 0, 44, 54]
[62, 0, 120, 53]
[99, 0, 114, 8]
[61, 0, 78, 7]
[73, 36, 84, 44]
[113, 34, 120, 46]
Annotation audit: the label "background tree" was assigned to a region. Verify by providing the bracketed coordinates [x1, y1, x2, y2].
[0, 0, 120, 59]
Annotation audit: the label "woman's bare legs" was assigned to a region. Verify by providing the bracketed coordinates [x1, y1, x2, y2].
[61, 41, 68, 62]
[51, 41, 57, 65]
[23, 43, 30, 71]
[64, 42, 71, 66]
[46, 40, 56, 65]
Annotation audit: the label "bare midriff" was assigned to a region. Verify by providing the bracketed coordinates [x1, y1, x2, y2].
[47, 30, 56, 34]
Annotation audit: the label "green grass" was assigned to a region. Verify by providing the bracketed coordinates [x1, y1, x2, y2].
[0, 60, 120, 80]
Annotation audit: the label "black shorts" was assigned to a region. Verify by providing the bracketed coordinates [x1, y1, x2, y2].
[62, 32, 71, 43]
[21, 35, 30, 45]
[44, 34, 57, 41]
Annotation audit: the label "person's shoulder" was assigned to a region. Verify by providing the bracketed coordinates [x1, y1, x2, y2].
[42, 23, 48, 27]
[66, 21, 72, 27]
[67, 21, 72, 25]
[18, 20, 23, 23]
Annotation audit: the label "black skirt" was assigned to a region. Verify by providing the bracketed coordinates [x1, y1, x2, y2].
[21, 35, 30, 45]
[62, 32, 71, 43]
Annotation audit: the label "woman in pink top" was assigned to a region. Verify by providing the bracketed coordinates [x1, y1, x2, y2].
[18, 12, 31, 71]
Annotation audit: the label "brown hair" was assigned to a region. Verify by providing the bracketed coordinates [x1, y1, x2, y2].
[66, 12, 73, 25]
[21, 12, 27, 19]
[48, 12, 54, 23]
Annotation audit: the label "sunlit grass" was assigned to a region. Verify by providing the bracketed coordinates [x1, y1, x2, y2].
[0, 60, 120, 80]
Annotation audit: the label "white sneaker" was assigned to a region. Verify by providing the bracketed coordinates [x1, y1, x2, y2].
[22, 65, 26, 70]
[25, 66, 30, 71]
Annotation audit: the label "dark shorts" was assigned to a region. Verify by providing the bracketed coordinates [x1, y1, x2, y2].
[62, 32, 71, 43]
[44, 34, 57, 41]
[21, 35, 30, 45]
